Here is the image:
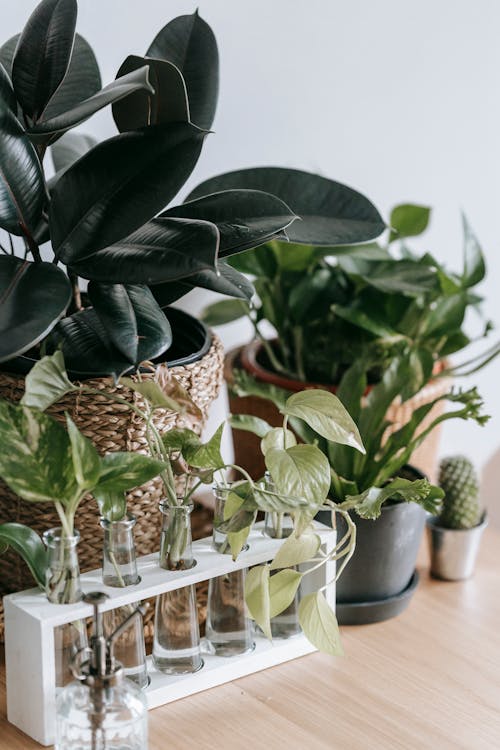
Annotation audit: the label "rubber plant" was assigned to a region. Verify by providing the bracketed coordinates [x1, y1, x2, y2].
[0, 0, 385, 378]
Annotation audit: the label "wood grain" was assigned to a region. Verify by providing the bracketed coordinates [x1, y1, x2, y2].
[1, 530, 499, 749]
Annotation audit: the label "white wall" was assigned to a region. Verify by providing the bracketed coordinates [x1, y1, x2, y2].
[4, 1, 499, 519]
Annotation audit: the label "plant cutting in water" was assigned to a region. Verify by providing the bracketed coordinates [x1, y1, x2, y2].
[3, 351, 373, 653]
[0, 352, 167, 601]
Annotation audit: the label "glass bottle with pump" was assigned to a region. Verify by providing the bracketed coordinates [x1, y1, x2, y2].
[55, 592, 148, 750]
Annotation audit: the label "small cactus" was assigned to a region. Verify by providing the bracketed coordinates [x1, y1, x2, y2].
[438, 455, 482, 529]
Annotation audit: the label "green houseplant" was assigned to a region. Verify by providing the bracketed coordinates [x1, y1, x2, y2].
[231, 349, 488, 623]
[0, 0, 385, 377]
[0, 0, 386, 633]
[1, 351, 370, 655]
[203, 202, 498, 479]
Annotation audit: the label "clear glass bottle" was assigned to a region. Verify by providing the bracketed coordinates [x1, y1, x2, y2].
[212, 483, 249, 554]
[100, 514, 148, 689]
[43, 528, 88, 688]
[206, 569, 254, 656]
[263, 474, 302, 639]
[55, 592, 148, 750]
[207, 484, 254, 655]
[153, 503, 203, 674]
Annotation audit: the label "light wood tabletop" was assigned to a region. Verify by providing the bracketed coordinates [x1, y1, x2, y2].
[1, 529, 499, 750]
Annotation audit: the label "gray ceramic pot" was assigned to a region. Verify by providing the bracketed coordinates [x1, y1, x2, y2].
[426, 514, 488, 581]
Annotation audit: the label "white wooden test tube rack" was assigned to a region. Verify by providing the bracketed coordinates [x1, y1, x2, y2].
[3, 521, 336, 746]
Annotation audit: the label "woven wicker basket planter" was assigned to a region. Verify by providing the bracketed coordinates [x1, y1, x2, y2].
[225, 342, 452, 484]
[0, 332, 224, 642]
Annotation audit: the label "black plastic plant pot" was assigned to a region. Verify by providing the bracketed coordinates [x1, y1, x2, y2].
[1, 308, 212, 379]
[316, 465, 427, 625]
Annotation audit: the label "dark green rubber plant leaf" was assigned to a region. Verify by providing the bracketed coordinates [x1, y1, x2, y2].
[0, 63, 17, 112]
[164, 189, 297, 257]
[0, 35, 19, 78]
[147, 10, 219, 130]
[48, 307, 139, 378]
[0, 401, 78, 504]
[69, 217, 219, 284]
[27, 66, 154, 141]
[152, 261, 255, 308]
[50, 121, 208, 264]
[41, 33, 101, 121]
[12, 0, 77, 121]
[461, 214, 485, 288]
[0, 103, 45, 236]
[112, 55, 189, 131]
[187, 167, 385, 246]
[88, 282, 172, 364]
[51, 132, 98, 174]
[0, 257, 71, 363]
[0, 523, 48, 589]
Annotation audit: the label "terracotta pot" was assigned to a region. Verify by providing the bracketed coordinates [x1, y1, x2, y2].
[225, 340, 451, 481]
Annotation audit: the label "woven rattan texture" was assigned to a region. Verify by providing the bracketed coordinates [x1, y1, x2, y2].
[0, 334, 224, 640]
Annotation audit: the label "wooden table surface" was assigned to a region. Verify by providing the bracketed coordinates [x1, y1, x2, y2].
[1, 529, 499, 750]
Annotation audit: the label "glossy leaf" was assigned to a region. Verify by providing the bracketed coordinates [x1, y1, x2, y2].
[253, 484, 308, 513]
[51, 131, 98, 174]
[227, 523, 253, 561]
[332, 304, 402, 340]
[269, 569, 303, 618]
[0, 104, 45, 236]
[261, 427, 297, 455]
[88, 282, 171, 365]
[154, 261, 255, 307]
[113, 55, 189, 131]
[201, 299, 249, 326]
[119, 378, 181, 411]
[165, 189, 297, 257]
[12, 0, 77, 121]
[0, 402, 77, 504]
[265, 444, 330, 507]
[461, 214, 485, 288]
[0, 523, 47, 588]
[50, 122, 207, 264]
[270, 530, 321, 571]
[147, 10, 219, 130]
[96, 452, 167, 493]
[42, 34, 101, 122]
[0, 35, 19, 78]
[0, 257, 71, 363]
[298, 592, 343, 656]
[48, 307, 138, 378]
[347, 478, 443, 520]
[93, 488, 126, 523]
[229, 413, 273, 439]
[356, 260, 438, 295]
[284, 390, 365, 452]
[183, 423, 225, 470]
[244, 564, 271, 639]
[21, 351, 76, 411]
[70, 218, 219, 284]
[421, 293, 467, 338]
[28, 66, 154, 141]
[65, 414, 101, 491]
[389, 203, 431, 243]
[186, 168, 385, 246]
[0, 63, 17, 112]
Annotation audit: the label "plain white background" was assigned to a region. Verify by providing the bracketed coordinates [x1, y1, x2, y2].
[4, 1, 499, 520]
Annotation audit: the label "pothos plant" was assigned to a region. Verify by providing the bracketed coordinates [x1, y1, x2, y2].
[0, 0, 384, 377]
[0, 387, 167, 602]
[230, 349, 488, 519]
[1, 351, 370, 654]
